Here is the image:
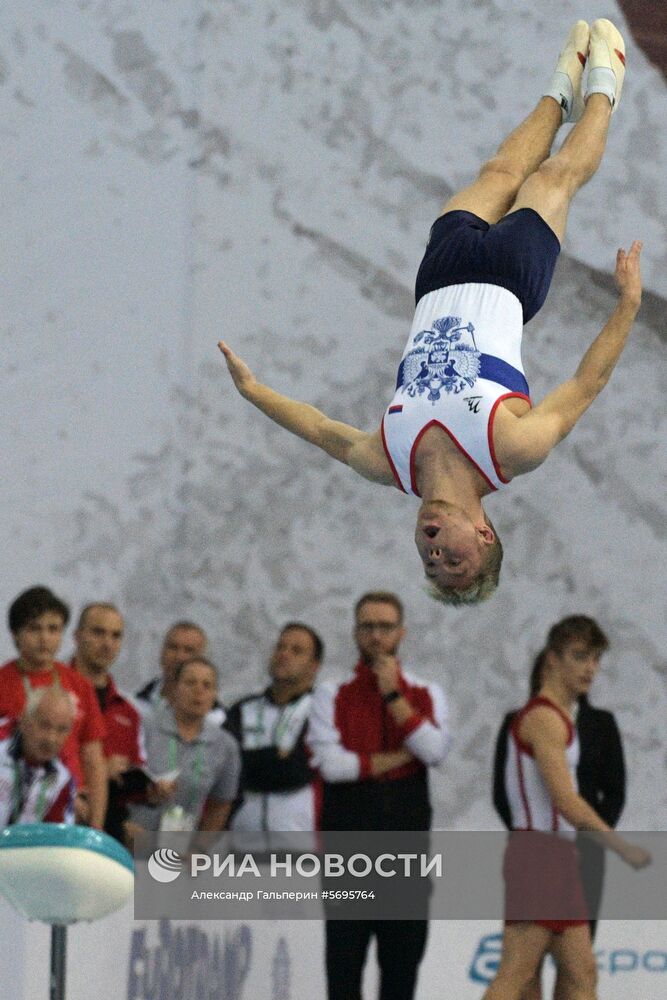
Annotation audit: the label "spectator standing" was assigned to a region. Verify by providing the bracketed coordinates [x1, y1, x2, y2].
[226, 622, 323, 832]
[127, 658, 240, 837]
[0, 587, 107, 829]
[71, 602, 146, 841]
[308, 591, 450, 1000]
[135, 621, 225, 724]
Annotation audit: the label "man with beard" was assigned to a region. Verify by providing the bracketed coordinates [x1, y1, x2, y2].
[226, 622, 323, 832]
[308, 591, 450, 1000]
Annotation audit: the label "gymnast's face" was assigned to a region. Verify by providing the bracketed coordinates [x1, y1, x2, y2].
[414, 501, 491, 590]
[549, 641, 602, 698]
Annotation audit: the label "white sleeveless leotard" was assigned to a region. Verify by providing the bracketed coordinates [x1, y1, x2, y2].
[505, 696, 580, 834]
[382, 283, 530, 495]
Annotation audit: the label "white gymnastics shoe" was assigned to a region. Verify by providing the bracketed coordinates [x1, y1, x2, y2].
[544, 20, 590, 124]
[586, 18, 626, 113]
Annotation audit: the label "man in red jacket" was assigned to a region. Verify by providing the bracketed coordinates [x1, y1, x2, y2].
[308, 591, 450, 1000]
[71, 602, 146, 841]
[0, 586, 107, 829]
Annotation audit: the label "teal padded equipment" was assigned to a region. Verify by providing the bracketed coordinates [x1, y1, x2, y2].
[0, 823, 134, 925]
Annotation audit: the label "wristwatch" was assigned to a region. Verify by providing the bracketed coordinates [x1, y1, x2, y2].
[383, 690, 401, 704]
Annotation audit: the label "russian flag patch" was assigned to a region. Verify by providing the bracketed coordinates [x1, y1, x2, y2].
[388, 405, 403, 414]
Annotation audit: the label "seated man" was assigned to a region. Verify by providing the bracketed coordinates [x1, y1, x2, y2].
[0, 687, 76, 825]
[219, 19, 642, 605]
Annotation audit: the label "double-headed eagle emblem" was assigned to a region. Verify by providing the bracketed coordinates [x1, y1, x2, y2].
[398, 315, 481, 402]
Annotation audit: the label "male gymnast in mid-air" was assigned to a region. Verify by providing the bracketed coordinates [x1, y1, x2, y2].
[219, 19, 642, 606]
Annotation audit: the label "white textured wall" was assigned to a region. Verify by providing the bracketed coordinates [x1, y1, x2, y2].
[1, 0, 666, 829]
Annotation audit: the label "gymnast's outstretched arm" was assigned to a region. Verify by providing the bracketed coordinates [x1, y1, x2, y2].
[500, 241, 643, 476]
[218, 341, 393, 483]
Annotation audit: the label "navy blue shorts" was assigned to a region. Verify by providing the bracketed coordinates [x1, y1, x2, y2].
[415, 208, 561, 323]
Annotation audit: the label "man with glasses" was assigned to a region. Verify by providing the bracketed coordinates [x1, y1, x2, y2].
[308, 591, 450, 1000]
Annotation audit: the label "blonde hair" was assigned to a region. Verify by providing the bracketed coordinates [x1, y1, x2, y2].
[426, 518, 503, 607]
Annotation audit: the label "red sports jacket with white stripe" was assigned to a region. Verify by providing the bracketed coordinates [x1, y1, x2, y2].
[307, 661, 450, 831]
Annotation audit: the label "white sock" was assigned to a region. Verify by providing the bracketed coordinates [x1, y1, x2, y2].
[586, 67, 617, 108]
[544, 71, 574, 124]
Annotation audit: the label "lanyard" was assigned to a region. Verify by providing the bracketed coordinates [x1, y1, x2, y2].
[10, 761, 51, 823]
[274, 702, 300, 746]
[255, 698, 300, 746]
[167, 737, 204, 813]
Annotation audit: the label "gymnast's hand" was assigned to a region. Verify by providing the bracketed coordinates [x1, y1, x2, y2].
[218, 341, 257, 398]
[614, 240, 642, 311]
[618, 840, 651, 870]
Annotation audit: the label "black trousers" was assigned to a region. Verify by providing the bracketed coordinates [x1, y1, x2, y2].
[325, 919, 429, 1000]
[577, 834, 606, 941]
